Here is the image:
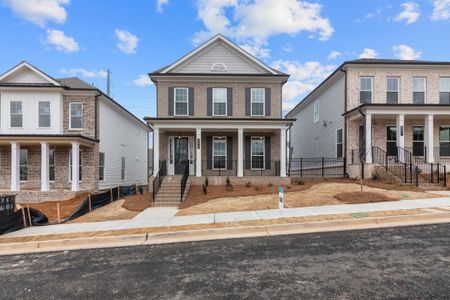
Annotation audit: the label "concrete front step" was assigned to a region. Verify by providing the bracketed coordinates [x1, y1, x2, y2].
[153, 202, 181, 207]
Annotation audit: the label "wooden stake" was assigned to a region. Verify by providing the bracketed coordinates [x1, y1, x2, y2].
[110, 188, 113, 203]
[117, 186, 120, 199]
[26, 203, 32, 227]
[57, 202, 61, 224]
[88, 194, 92, 212]
[21, 207, 27, 228]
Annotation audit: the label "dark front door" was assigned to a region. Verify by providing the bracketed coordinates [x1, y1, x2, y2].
[413, 126, 424, 156]
[175, 137, 189, 174]
[387, 126, 397, 156]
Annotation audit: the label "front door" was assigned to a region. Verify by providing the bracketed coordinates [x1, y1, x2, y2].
[387, 126, 397, 156]
[413, 126, 424, 156]
[174, 137, 189, 174]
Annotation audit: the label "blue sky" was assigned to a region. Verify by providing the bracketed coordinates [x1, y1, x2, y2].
[1, 0, 450, 118]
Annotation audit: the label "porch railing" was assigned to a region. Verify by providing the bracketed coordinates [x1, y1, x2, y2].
[152, 160, 167, 203]
[202, 160, 237, 176]
[243, 160, 280, 176]
[288, 157, 345, 178]
[180, 160, 190, 202]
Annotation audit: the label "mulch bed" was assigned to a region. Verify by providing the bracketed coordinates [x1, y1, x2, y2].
[334, 191, 396, 204]
[122, 193, 152, 211]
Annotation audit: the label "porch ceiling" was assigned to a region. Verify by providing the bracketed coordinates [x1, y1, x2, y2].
[0, 134, 98, 147]
[346, 104, 450, 118]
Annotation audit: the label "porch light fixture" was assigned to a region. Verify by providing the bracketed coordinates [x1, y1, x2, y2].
[177, 130, 181, 139]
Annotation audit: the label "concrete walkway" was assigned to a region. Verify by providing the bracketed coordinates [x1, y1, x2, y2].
[4, 197, 450, 238]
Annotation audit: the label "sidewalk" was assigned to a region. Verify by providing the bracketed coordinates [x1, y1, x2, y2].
[4, 197, 450, 238]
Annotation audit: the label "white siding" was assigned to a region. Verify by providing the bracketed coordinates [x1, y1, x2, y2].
[290, 75, 345, 158]
[172, 42, 266, 74]
[98, 96, 149, 189]
[2, 68, 50, 84]
[0, 91, 62, 134]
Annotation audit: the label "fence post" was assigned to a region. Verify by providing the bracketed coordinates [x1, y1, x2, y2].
[26, 202, 32, 227]
[300, 158, 303, 177]
[437, 163, 440, 183]
[415, 166, 419, 187]
[385, 152, 388, 170]
[444, 165, 447, 187]
[21, 207, 27, 228]
[117, 186, 120, 199]
[57, 202, 61, 224]
[110, 188, 113, 203]
[404, 162, 407, 182]
[430, 163, 434, 183]
[321, 157, 325, 177]
[88, 194, 92, 212]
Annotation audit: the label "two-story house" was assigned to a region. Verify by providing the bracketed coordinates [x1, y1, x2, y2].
[145, 35, 294, 204]
[0, 61, 150, 202]
[287, 58, 450, 184]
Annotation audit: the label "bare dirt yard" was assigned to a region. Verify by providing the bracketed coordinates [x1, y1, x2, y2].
[177, 181, 442, 216]
[27, 193, 89, 223]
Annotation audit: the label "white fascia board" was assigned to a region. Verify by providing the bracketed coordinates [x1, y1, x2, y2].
[0, 61, 61, 86]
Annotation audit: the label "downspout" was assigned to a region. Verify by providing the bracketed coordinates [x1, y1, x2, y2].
[341, 67, 348, 176]
[94, 91, 101, 140]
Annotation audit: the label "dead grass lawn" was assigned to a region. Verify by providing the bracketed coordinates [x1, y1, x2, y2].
[68, 200, 140, 223]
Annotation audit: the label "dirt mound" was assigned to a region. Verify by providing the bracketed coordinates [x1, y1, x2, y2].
[334, 192, 396, 204]
[28, 193, 89, 222]
[122, 193, 152, 211]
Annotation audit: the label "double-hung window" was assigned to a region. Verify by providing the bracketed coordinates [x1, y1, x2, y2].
[336, 129, 343, 158]
[49, 149, 55, 181]
[70, 103, 83, 129]
[212, 137, 226, 170]
[10, 101, 23, 128]
[360, 77, 373, 104]
[413, 77, 426, 104]
[313, 101, 320, 124]
[20, 149, 28, 181]
[174, 87, 188, 116]
[121, 157, 126, 180]
[69, 150, 82, 181]
[38, 101, 51, 127]
[251, 137, 265, 169]
[387, 77, 399, 104]
[251, 88, 265, 116]
[439, 126, 450, 157]
[440, 78, 450, 104]
[213, 88, 227, 116]
[99, 152, 105, 181]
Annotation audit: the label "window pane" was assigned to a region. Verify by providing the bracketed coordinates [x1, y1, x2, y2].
[413, 78, 425, 92]
[175, 88, 188, 102]
[413, 92, 425, 104]
[70, 103, 82, 128]
[39, 115, 51, 127]
[251, 88, 264, 102]
[11, 101, 22, 114]
[413, 127, 424, 141]
[440, 78, 450, 92]
[252, 103, 264, 116]
[49, 149, 55, 181]
[251, 156, 264, 169]
[39, 102, 50, 114]
[175, 102, 188, 115]
[387, 78, 399, 92]
[360, 77, 372, 91]
[387, 126, 397, 141]
[337, 129, 343, 143]
[360, 91, 372, 104]
[213, 103, 226, 116]
[11, 115, 23, 127]
[440, 92, 450, 104]
[20, 149, 28, 181]
[387, 92, 398, 104]
[71, 117, 82, 129]
[440, 142, 450, 157]
[440, 127, 450, 142]
[337, 144, 343, 158]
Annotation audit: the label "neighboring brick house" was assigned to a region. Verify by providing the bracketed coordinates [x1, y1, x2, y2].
[287, 58, 450, 183]
[0, 61, 150, 202]
[145, 35, 294, 204]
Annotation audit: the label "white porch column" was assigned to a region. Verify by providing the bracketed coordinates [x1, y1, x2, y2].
[237, 128, 244, 177]
[71, 141, 80, 192]
[196, 128, 202, 177]
[153, 127, 160, 175]
[280, 127, 287, 177]
[10, 142, 20, 192]
[41, 142, 49, 192]
[396, 114, 405, 162]
[365, 113, 372, 163]
[425, 114, 434, 163]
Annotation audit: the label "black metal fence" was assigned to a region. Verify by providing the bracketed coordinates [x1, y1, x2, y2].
[243, 160, 280, 176]
[288, 157, 345, 178]
[0, 195, 15, 216]
[180, 161, 190, 202]
[202, 160, 237, 176]
[153, 160, 167, 202]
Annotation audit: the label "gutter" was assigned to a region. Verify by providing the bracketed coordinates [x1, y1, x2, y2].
[94, 91, 101, 140]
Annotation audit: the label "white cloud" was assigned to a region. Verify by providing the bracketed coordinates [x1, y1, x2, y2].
[192, 0, 334, 58]
[431, 0, 450, 20]
[3, 0, 70, 26]
[60, 68, 107, 78]
[328, 50, 341, 60]
[115, 29, 139, 54]
[132, 74, 152, 87]
[395, 2, 420, 24]
[392, 44, 422, 60]
[359, 48, 378, 59]
[283, 43, 293, 53]
[355, 5, 392, 22]
[156, 0, 169, 13]
[45, 29, 79, 52]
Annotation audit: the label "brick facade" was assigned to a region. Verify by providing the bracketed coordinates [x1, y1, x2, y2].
[62, 95, 97, 138]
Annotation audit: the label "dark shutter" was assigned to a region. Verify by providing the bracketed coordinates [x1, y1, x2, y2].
[245, 88, 251, 116]
[245, 136, 251, 169]
[189, 87, 194, 116]
[227, 136, 233, 170]
[207, 88, 212, 116]
[207, 136, 212, 170]
[265, 136, 271, 170]
[227, 88, 233, 116]
[168, 87, 174, 116]
[265, 88, 271, 117]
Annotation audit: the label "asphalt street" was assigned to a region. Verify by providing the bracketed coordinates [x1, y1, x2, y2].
[1, 223, 450, 299]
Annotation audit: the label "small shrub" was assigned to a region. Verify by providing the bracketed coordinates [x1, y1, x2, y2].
[255, 185, 261, 192]
[245, 182, 251, 188]
[205, 176, 209, 187]
[268, 182, 273, 187]
[372, 170, 381, 181]
[202, 183, 208, 195]
[225, 176, 233, 191]
[138, 186, 144, 194]
[297, 180, 305, 185]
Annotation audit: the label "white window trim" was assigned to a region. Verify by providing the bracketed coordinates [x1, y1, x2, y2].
[336, 128, 343, 158]
[38, 101, 51, 129]
[387, 76, 400, 103]
[19, 149, 28, 182]
[10, 100, 23, 129]
[250, 88, 265, 117]
[174, 87, 189, 116]
[440, 77, 450, 92]
[69, 102, 83, 130]
[313, 101, 320, 124]
[212, 136, 227, 170]
[212, 88, 227, 117]
[360, 76, 373, 103]
[413, 77, 427, 103]
[250, 136, 265, 170]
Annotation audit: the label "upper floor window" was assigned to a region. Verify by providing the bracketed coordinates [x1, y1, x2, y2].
[336, 129, 343, 158]
[38, 101, 51, 128]
[440, 78, 450, 104]
[251, 88, 265, 116]
[10, 101, 22, 128]
[174, 87, 188, 116]
[213, 88, 227, 116]
[313, 101, 320, 124]
[387, 77, 399, 104]
[69, 103, 83, 130]
[413, 77, 426, 104]
[360, 77, 373, 104]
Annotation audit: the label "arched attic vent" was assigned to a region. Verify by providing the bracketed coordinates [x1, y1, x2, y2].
[211, 62, 227, 72]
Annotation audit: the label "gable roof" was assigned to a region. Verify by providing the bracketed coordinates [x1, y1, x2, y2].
[152, 34, 285, 76]
[0, 61, 61, 86]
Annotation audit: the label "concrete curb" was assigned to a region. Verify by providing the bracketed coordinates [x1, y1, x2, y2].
[1, 212, 450, 255]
